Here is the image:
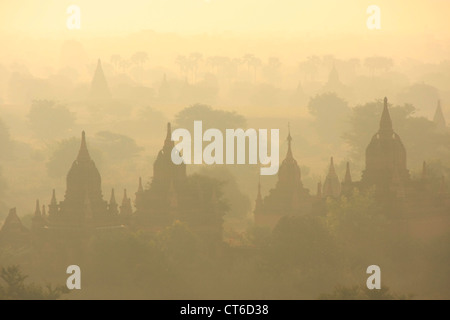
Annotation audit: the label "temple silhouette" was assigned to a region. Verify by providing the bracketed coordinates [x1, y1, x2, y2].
[0, 97, 449, 247]
[89, 59, 111, 100]
[0, 122, 225, 248]
[254, 97, 450, 229]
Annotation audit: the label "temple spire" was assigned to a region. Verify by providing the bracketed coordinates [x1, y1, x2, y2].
[434, 100, 446, 131]
[327, 157, 337, 177]
[286, 123, 293, 159]
[421, 161, 428, 181]
[34, 200, 41, 217]
[166, 122, 171, 141]
[379, 97, 393, 134]
[120, 189, 133, 216]
[138, 177, 144, 193]
[254, 177, 264, 215]
[77, 131, 91, 161]
[50, 189, 57, 205]
[89, 58, 111, 99]
[344, 162, 352, 184]
[48, 189, 58, 216]
[341, 162, 353, 196]
[322, 157, 341, 198]
[317, 181, 322, 198]
[256, 178, 262, 202]
[108, 189, 118, 215]
[163, 122, 174, 152]
[110, 189, 117, 206]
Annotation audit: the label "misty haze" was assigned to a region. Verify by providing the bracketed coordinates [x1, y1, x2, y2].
[0, 0, 449, 300]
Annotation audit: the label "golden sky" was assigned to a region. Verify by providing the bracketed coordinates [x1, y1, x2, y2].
[0, 0, 449, 37]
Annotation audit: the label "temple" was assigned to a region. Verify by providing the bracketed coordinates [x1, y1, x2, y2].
[46, 131, 115, 229]
[433, 100, 447, 132]
[360, 97, 410, 194]
[0, 124, 226, 248]
[1, 97, 449, 247]
[136, 123, 224, 244]
[254, 125, 312, 227]
[89, 59, 111, 99]
[254, 97, 450, 229]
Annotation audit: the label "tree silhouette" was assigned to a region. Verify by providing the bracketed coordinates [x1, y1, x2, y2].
[299, 55, 321, 82]
[28, 100, 75, 140]
[131, 51, 149, 84]
[343, 99, 450, 166]
[131, 51, 149, 69]
[364, 56, 394, 75]
[242, 54, 261, 82]
[307, 93, 350, 144]
[0, 265, 69, 300]
[176, 55, 189, 80]
[319, 284, 413, 300]
[174, 103, 246, 133]
[110, 54, 122, 74]
[188, 52, 203, 83]
[263, 56, 282, 83]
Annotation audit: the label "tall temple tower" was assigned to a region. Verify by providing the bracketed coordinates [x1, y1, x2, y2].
[254, 125, 311, 227]
[89, 59, 111, 99]
[152, 122, 187, 189]
[136, 123, 225, 244]
[54, 131, 109, 226]
[433, 100, 447, 132]
[137, 123, 187, 218]
[322, 157, 341, 198]
[361, 97, 410, 192]
[0, 208, 29, 247]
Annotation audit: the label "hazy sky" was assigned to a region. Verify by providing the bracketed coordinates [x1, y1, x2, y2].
[0, 0, 449, 37]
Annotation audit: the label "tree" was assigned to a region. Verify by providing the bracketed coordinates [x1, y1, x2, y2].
[318, 284, 413, 300]
[0, 166, 7, 219]
[397, 82, 440, 111]
[269, 215, 336, 270]
[174, 104, 246, 133]
[198, 166, 251, 223]
[110, 54, 123, 74]
[325, 188, 385, 242]
[188, 52, 203, 83]
[299, 55, 321, 82]
[46, 137, 103, 179]
[157, 221, 200, 266]
[28, 100, 75, 140]
[262, 57, 282, 83]
[364, 56, 394, 75]
[176, 55, 189, 80]
[94, 131, 142, 162]
[131, 51, 149, 69]
[130, 51, 149, 84]
[343, 99, 450, 167]
[242, 54, 261, 82]
[307, 93, 350, 145]
[0, 265, 69, 300]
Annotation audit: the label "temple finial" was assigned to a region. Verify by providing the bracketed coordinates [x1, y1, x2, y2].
[344, 161, 352, 183]
[380, 97, 393, 133]
[166, 123, 171, 141]
[286, 123, 293, 159]
[329, 157, 335, 174]
[34, 199, 41, 217]
[77, 131, 91, 161]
